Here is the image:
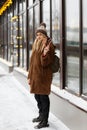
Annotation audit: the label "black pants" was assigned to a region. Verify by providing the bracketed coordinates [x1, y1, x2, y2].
[34, 94, 50, 121]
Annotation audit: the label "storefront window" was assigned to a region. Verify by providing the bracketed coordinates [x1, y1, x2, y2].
[23, 13, 27, 69]
[9, 8, 14, 64]
[29, 0, 33, 6]
[65, 0, 80, 93]
[42, 0, 60, 87]
[19, 0, 23, 13]
[34, 4, 39, 36]
[9, 1, 19, 66]
[28, 4, 39, 59]
[8, 12, 12, 62]
[0, 17, 3, 58]
[83, 0, 87, 96]
[11, 15, 18, 66]
[28, 9, 33, 58]
[23, 0, 26, 11]
[52, 0, 60, 44]
[19, 12, 26, 69]
[14, 0, 17, 15]
[4, 13, 8, 60]
[51, 0, 60, 87]
[43, 0, 50, 37]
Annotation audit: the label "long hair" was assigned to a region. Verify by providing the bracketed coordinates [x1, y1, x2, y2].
[32, 38, 44, 54]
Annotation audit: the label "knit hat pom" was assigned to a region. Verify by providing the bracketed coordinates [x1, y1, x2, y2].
[40, 22, 46, 28]
[36, 22, 47, 36]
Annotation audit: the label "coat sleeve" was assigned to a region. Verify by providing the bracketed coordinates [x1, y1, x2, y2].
[41, 42, 55, 67]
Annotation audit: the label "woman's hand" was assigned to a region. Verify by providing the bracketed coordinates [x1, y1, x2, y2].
[43, 44, 50, 56]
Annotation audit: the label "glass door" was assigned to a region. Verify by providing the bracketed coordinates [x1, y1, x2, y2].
[65, 0, 80, 94]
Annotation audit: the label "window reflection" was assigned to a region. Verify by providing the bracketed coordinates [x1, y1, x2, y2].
[65, 0, 80, 93]
[29, 0, 33, 6]
[11, 16, 18, 66]
[52, 0, 60, 44]
[0, 25, 3, 58]
[3, 14, 8, 60]
[34, 5, 39, 32]
[19, 1, 22, 13]
[28, 4, 39, 59]
[83, 0, 87, 96]
[23, 0, 26, 11]
[43, 0, 50, 37]
[8, 12, 12, 62]
[28, 9, 33, 58]
[43, 0, 60, 87]
[19, 13, 26, 69]
[51, 0, 60, 87]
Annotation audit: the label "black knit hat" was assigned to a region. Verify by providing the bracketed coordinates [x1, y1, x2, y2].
[36, 22, 47, 36]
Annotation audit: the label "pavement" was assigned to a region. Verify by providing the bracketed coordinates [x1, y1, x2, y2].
[0, 66, 70, 130]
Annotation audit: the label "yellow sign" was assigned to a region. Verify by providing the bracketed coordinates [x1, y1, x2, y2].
[0, 0, 12, 15]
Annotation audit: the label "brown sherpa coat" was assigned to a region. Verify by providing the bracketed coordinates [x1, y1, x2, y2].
[28, 39, 55, 95]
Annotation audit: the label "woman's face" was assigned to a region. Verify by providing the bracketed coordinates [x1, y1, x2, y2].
[36, 32, 47, 46]
[36, 32, 46, 41]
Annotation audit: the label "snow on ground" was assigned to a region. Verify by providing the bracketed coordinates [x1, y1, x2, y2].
[0, 66, 70, 130]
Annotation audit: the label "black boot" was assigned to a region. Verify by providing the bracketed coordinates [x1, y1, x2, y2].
[34, 120, 49, 129]
[32, 115, 42, 123]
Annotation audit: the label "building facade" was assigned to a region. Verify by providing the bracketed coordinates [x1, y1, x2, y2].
[0, 0, 87, 100]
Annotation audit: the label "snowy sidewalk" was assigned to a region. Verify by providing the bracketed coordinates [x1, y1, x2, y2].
[0, 66, 70, 130]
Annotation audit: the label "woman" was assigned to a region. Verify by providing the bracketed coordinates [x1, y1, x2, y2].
[27, 23, 55, 129]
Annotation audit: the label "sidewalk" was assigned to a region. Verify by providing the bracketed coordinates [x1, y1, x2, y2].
[0, 66, 70, 130]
